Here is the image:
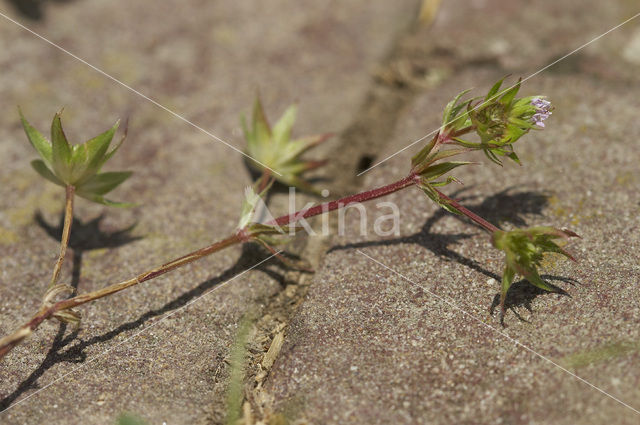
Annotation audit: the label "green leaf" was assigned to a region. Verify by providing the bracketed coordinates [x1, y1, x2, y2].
[50, 113, 72, 182]
[99, 129, 127, 169]
[425, 147, 471, 164]
[429, 176, 461, 187]
[77, 171, 132, 195]
[76, 191, 135, 207]
[522, 267, 556, 292]
[237, 185, 263, 230]
[30, 159, 64, 187]
[19, 109, 52, 164]
[419, 161, 473, 181]
[240, 114, 254, 148]
[499, 79, 521, 105]
[252, 97, 271, 143]
[442, 89, 472, 126]
[506, 151, 521, 165]
[242, 96, 330, 193]
[483, 149, 503, 166]
[71, 120, 119, 183]
[419, 183, 462, 215]
[411, 138, 436, 173]
[486, 77, 506, 101]
[501, 265, 515, 298]
[272, 105, 297, 146]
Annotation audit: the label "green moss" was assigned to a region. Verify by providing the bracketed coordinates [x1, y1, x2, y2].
[562, 340, 640, 369]
[224, 313, 254, 425]
[0, 227, 19, 245]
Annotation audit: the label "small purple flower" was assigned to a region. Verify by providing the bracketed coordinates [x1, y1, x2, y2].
[531, 97, 552, 128]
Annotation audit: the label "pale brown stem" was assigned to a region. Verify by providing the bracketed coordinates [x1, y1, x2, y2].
[49, 185, 75, 288]
[0, 233, 243, 360]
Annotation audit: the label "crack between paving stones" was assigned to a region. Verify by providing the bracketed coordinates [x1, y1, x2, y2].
[213, 14, 510, 424]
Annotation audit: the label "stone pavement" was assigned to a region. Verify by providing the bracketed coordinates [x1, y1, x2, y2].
[265, 1, 640, 424]
[0, 0, 416, 424]
[1, 0, 640, 424]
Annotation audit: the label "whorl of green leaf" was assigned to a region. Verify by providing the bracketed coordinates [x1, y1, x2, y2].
[242, 97, 330, 194]
[19, 108, 133, 207]
[492, 226, 578, 299]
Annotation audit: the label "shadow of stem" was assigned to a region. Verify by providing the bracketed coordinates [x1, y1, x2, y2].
[331, 187, 580, 323]
[1, 218, 279, 411]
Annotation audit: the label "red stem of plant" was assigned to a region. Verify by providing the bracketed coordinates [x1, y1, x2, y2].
[0, 170, 502, 361]
[433, 187, 500, 233]
[272, 174, 418, 227]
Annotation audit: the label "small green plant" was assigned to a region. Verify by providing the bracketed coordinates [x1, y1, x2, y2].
[223, 313, 254, 425]
[116, 413, 148, 425]
[0, 77, 578, 364]
[242, 97, 331, 194]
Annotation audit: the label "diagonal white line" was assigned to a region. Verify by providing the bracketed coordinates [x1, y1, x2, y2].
[0, 10, 282, 176]
[356, 249, 640, 416]
[0, 250, 282, 414]
[357, 11, 640, 176]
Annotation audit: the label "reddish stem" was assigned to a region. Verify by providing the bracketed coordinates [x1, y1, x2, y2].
[272, 174, 418, 227]
[433, 187, 500, 233]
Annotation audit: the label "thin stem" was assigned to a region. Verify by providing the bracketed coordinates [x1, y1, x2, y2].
[448, 125, 475, 139]
[256, 168, 272, 193]
[0, 171, 499, 361]
[433, 187, 500, 233]
[0, 233, 243, 359]
[49, 185, 75, 288]
[272, 174, 418, 227]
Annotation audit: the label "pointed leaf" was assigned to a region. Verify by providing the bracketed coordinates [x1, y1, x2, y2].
[272, 105, 297, 146]
[499, 79, 521, 105]
[252, 96, 271, 142]
[19, 109, 52, 164]
[71, 120, 119, 182]
[506, 151, 521, 165]
[76, 191, 135, 207]
[50, 113, 72, 182]
[484, 149, 503, 166]
[522, 267, 556, 292]
[430, 176, 462, 187]
[426, 147, 472, 164]
[286, 133, 332, 160]
[501, 265, 515, 298]
[77, 171, 132, 195]
[241, 114, 255, 148]
[31, 159, 64, 187]
[238, 185, 262, 230]
[419, 161, 473, 181]
[100, 127, 127, 169]
[411, 137, 436, 172]
[442, 89, 472, 126]
[486, 77, 506, 101]
[419, 183, 463, 215]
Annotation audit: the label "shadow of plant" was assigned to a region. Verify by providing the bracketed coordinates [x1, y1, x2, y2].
[34, 211, 141, 290]
[0, 243, 282, 411]
[331, 187, 579, 320]
[488, 278, 574, 324]
[4, 0, 77, 21]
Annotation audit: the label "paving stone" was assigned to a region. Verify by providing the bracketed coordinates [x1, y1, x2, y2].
[0, 0, 416, 423]
[266, 2, 640, 424]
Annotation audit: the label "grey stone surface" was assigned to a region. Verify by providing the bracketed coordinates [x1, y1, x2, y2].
[266, 1, 640, 424]
[0, 0, 417, 424]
